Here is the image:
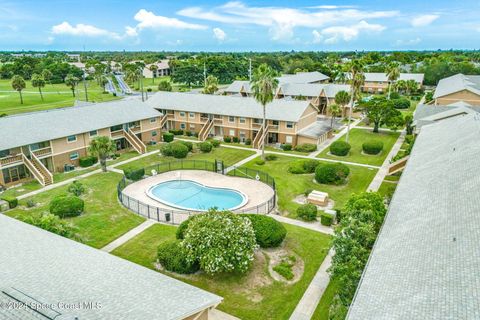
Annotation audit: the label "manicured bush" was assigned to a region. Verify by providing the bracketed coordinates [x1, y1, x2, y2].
[161, 142, 189, 158]
[287, 159, 319, 174]
[281, 143, 292, 151]
[223, 136, 232, 143]
[232, 136, 240, 143]
[265, 154, 277, 161]
[157, 240, 199, 274]
[185, 131, 192, 137]
[245, 139, 252, 145]
[198, 141, 213, 153]
[320, 213, 334, 226]
[362, 141, 384, 155]
[315, 163, 350, 185]
[178, 140, 193, 152]
[294, 143, 317, 153]
[162, 132, 174, 142]
[169, 129, 184, 135]
[210, 139, 221, 147]
[1, 196, 18, 209]
[124, 168, 145, 181]
[79, 155, 98, 168]
[67, 180, 85, 196]
[330, 141, 351, 156]
[243, 214, 287, 248]
[176, 217, 195, 239]
[49, 195, 84, 218]
[392, 98, 411, 109]
[255, 159, 265, 165]
[296, 203, 318, 221]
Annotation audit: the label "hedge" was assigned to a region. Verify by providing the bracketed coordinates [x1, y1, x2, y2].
[49, 195, 84, 218]
[179, 140, 193, 152]
[245, 139, 252, 145]
[223, 136, 232, 143]
[211, 140, 221, 147]
[161, 142, 189, 158]
[265, 154, 277, 161]
[320, 213, 334, 226]
[393, 98, 411, 109]
[294, 143, 317, 153]
[198, 141, 213, 153]
[362, 141, 384, 155]
[296, 204, 317, 221]
[79, 156, 98, 168]
[243, 214, 287, 248]
[232, 137, 240, 143]
[162, 132, 174, 142]
[169, 129, 184, 135]
[124, 168, 145, 181]
[330, 141, 351, 156]
[1, 196, 18, 209]
[157, 240, 199, 274]
[288, 159, 319, 174]
[176, 217, 194, 239]
[281, 143, 292, 151]
[315, 163, 350, 185]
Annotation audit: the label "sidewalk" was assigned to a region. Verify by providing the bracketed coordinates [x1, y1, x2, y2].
[101, 219, 157, 252]
[270, 214, 333, 235]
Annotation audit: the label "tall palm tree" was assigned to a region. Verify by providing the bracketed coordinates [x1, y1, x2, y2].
[334, 90, 351, 117]
[11, 75, 26, 104]
[327, 104, 341, 128]
[386, 62, 400, 99]
[149, 64, 159, 84]
[41, 69, 53, 87]
[250, 64, 279, 160]
[406, 79, 418, 96]
[345, 60, 364, 143]
[65, 74, 79, 97]
[203, 75, 219, 94]
[31, 73, 46, 101]
[88, 136, 116, 172]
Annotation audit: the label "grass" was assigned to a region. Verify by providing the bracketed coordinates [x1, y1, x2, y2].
[0, 180, 42, 198]
[318, 128, 400, 166]
[0, 79, 120, 115]
[378, 180, 398, 199]
[5, 172, 144, 248]
[312, 278, 340, 320]
[112, 223, 332, 320]
[234, 155, 377, 216]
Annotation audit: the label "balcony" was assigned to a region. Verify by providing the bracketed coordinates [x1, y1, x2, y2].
[111, 130, 124, 138]
[0, 154, 23, 167]
[213, 118, 223, 125]
[31, 147, 52, 158]
[252, 123, 262, 129]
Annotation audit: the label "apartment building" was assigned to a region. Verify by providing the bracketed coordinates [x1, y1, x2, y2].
[433, 73, 480, 105]
[348, 72, 424, 93]
[0, 100, 163, 187]
[147, 91, 326, 147]
[143, 60, 171, 78]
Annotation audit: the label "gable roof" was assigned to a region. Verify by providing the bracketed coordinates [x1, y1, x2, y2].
[278, 83, 350, 98]
[433, 73, 480, 98]
[147, 91, 312, 122]
[0, 215, 221, 320]
[347, 113, 480, 319]
[224, 80, 251, 94]
[0, 99, 160, 151]
[277, 71, 329, 84]
[346, 72, 424, 83]
[413, 103, 480, 131]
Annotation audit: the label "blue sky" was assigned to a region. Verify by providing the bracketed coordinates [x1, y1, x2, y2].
[1, 0, 479, 51]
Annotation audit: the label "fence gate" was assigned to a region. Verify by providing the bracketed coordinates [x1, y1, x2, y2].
[215, 159, 224, 174]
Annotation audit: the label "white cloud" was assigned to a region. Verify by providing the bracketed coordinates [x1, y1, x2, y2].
[411, 14, 439, 27]
[51, 22, 121, 39]
[125, 26, 138, 37]
[313, 20, 385, 44]
[133, 9, 207, 31]
[213, 27, 227, 41]
[395, 37, 421, 46]
[312, 30, 322, 43]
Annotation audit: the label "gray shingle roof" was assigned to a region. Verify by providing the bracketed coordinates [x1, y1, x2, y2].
[433, 74, 480, 98]
[278, 83, 350, 98]
[347, 113, 480, 320]
[413, 103, 480, 131]
[0, 99, 160, 151]
[146, 91, 312, 122]
[346, 72, 424, 83]
[0, 215, 221, 320]
[224, 80, 251, 94]
[277, 71, 329, 84]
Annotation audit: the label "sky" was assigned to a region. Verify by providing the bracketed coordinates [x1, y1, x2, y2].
[1, 0, 479, 52]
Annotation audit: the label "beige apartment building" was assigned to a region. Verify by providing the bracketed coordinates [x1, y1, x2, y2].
[143, 60, 171, 78]
[348, 72, 424, 93]
[0, 100, 163, 187]
[433, 74, 480, 105]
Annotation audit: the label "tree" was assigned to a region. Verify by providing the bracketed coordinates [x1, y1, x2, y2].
[395, 79, 407, 94]
[334, 90, 350, 117]
[31, 73, 46, 101]
[65, 74, 79, 97]
[328, 104, 341, 128]
[406, 79, 418, 96]
[12, 75, 26, 104]
[360, 96, 402, 133]
[88, 136, 116, 172]
[182, 210, 257, 275]
[99, 75, 109, 94]
[250, 63, 279, 160]
[158, 79, 173, 91]
[346, 59, 365, 142]
[386, 62, 400, 99]
[404, 113, 414, 135]
[149, 64, 158, 84]
[42, 69, 53, 86]
[203, 75, 219, 94]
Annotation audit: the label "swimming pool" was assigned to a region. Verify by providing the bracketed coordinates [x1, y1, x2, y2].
[147, 180, 247, 211]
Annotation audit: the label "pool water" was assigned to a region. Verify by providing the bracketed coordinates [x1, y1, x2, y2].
[148, 180, 247, 211]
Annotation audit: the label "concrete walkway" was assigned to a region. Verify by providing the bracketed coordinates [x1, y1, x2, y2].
[270, 214, 333, 235]
[224, 150, 261, 173]
[101, 219, 157, 252]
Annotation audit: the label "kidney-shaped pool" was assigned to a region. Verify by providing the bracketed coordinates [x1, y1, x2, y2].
[147, 180, 248, 211]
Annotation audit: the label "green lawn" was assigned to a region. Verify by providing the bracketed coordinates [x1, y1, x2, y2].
[0, 180, 42, 198]
[112, 223, 332, 320]
[5, 172, 144, 248]
[0, 79, 120, 115]
[378, 180, 398, 199]
[318, 128, 400, 166]
[235, 155, 377, 216]
[118, 147, 256, 172]
[312, 278, 339, 320]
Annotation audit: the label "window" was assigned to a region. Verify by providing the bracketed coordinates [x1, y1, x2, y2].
[189, 112, 195, 118]
[286, 122, 294, 129]
[128, 121, 140, 128]
[189, 124, 196, 129]
[180, 123, 186, 130]
[0, 149, 10, 158]
[179, 112, 186, 117]
[152, 130, 157, 137]
[67, 135, 77, 143]
[229, 129, 235, 136]
[89, 130, 98, 137]
[239, 117, 246, 124]
[110, 124, 123, 132]
[29, 141, 49, 151]
[228, 116, 235, 123]
[286, 136, 293, 144]
[253, 118, 262, 124]
[69, 152, 79, 160]
[150, 117, 157, 123]
[272, 120, 279, 125]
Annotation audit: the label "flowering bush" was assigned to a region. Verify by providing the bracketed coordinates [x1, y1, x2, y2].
[182, 210, 257, 275]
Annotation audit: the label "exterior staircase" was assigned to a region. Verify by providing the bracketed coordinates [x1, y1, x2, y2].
[388, 156, 409, 175]
[124, 129, 147, 154]
[159, 114, 169, 128]
[199, 119, 214, 141]
[253, 125, 269, 149]
[22, 153, 53, 186]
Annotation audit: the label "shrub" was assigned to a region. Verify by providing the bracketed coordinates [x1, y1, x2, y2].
[288, 159, 319, 174]
[67, 180, 85, 196]
[157, 240, 199, 274]
[124, 168, 145, 181]
[79, 156, 98, 167]
[232, 136, 240, 143]
[223, 136, 232, 143]
[362, 141, 384, 155]
[243, 214, 287, 248]
[198, 141, 213, 153]
[390, 92, 400, 99]
[161, 142, 189, 158]
[281, 143, 292, 151]
[255, 159, 265, 165]
[185, 131, 192, 137]
[169, 129, 184, 135]
[296, 204, 317, 221]
[265, 154, 277, 161]
[320, 213, 334, 226]
[273, 256, 296, 280]
[330, 141, 351, 156]
[245, 139, 252, 145]
[211, 139, 221, 147]
[294, 143, 317, 153]
[179, 140, 193, 152]
[392, 98, 411, 109]
[162, 132, 174, 142]
[49, 195, 84, 218]
[24, 213, 76, 238]
[26, 199, 36, 208]
[182, 210, 257, 275]
[1, 196, 18, 209]
[304, 188, 313, 197]
[176, 217, 195, 240]
[315, 163, 350, 185]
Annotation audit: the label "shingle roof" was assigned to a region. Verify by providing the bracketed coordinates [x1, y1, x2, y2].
[346, 72, 424, 83]
[278, 83, 350, 98]
[413, 103, 480, 131]
[277, 71, 329, 84]
[224, 80, 251, 94]
[347, 113, 480, 320]
[433, 74, 480, 98]
[0, 215, 221, 320]
[147, 91, 312, 122]
[0, 99, 160, 151]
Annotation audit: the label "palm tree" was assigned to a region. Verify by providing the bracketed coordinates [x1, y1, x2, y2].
[406, 79, 418, 96]
[88, 136, 116, 172]
[386, 62, 400, 99]
[250, 64, 279, 160]
[395, 80, 407, 94]
[31, 73, 46, 101]
[11, 75, 26, 104]
[149, 64, 159, 84]
[158, 80, 173, 92]
[335, 70, 347, 84]
[328, 104, 341, 128]
[203, 75, 219, 94]
[334, 90, 351, 117]
[99, 75, 109, 94]
[42, 69, 53, 87]
[345, 59, 365, 142]
[65, 74, 79, 97]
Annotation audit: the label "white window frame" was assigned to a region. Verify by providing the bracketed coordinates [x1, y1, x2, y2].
[228, 116, 235, 123]
[89, 130, 98, 138]
[189, 124, 196, 129]
[286, 122, 294, 129]
[179, 112, 186, 117]
[180, 123, 186, 130]
[66, 135, 77, 143]
[150, 117, 157, 123]
[69, 152, 79, 160]
[229, 129, 235, 136]
[189, 112, 195, 118]
[239, 117, 246, 124]
[286, 136, 293, 144]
